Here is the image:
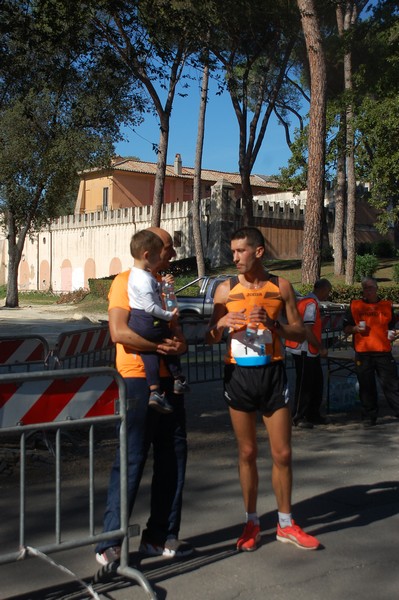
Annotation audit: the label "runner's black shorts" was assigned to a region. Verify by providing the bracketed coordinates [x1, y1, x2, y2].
[223, 361, 289, 414]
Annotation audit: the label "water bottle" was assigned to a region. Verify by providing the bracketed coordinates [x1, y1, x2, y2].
[163, 281, 179, 311]
[245, 322, 258, 343]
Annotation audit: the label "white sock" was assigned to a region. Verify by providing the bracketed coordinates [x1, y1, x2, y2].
[278, 512, 292, 528]
[246, 512, 259, 525]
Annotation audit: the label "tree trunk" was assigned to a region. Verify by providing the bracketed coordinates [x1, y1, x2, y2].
[297, 0, 327, 284]
[5, 211, 24, 308]
[151, 112, 169, 227]
[342, 3, 358, 285]
[192, 62, 209, 278]
[334, 111, 346, 275]
[240, 166, 253, 226]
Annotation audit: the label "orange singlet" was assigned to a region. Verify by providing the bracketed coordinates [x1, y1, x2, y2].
[225, 275, 284, 364]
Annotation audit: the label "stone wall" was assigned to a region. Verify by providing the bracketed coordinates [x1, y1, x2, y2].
[0, 182, 334, 293]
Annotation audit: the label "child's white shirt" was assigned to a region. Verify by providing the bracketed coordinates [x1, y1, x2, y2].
[128, 266, 174, 321]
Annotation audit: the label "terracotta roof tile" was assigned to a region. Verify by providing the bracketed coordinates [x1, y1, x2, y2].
[110, 158, 279, 189]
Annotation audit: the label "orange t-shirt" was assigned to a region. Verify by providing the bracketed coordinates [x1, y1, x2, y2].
[108, 270, 170, 378]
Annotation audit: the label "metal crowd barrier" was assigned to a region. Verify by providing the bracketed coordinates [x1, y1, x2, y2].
[180, 317, 227, 383]
[51, 322, 115, 369]
[0, 367, 156, 599]
[0, 334, 50, 374]
[179, 311, 348, 385]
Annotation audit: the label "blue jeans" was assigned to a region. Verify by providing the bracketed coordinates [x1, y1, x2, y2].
[96, 377, 187, 553]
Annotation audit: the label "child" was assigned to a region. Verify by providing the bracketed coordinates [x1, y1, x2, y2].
[127, 230, 189, 413]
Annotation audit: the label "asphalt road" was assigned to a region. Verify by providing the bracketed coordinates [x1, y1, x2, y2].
[1, 308, 398, 599]
[1, 377, 399, 600]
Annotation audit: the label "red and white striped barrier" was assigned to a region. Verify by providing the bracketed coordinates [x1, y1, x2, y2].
[55, 325, 112, 359]
[0, 371, 118, 428]
[0, 336, 49, 366]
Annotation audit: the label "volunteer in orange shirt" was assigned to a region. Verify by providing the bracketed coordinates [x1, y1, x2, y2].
[95, 227, 194, 566]
[343, 276, 399, 428]
[286, 279, 332, 428]
[206, 227, 320, 553]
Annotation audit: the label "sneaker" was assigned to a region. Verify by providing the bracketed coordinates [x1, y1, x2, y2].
[173, 377, 190, 394]
[95, 545, 121, 566]
[148, 390, 174, 414]
[236, 521, 261, 552]
[276, 521, 320, 550]
[139, 537, 194, 558]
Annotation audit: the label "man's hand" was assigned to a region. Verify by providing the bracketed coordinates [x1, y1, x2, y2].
[219, 309, 247, 331]
[157, 336, 186, 355]
[248, 305, 275, 328]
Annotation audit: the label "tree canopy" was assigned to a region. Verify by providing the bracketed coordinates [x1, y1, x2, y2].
[0, 0, 141, 305]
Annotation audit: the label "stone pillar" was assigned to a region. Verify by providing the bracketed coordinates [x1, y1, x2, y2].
[206, 179, 239, 268]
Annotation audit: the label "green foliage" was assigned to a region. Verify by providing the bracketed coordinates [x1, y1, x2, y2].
[355, 254, 379, 282]
[329, 285, 362, 304]
[88, 277, 115, 299]
[392, 263, 399, 284]
[0, 0, 143, 306]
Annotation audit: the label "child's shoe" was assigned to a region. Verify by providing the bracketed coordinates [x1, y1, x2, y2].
[174, 377, 190, 394]
[149, 390, 174, 413]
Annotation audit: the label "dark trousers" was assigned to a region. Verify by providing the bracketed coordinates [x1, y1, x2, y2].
[355, 352, 399, 420]
[292, 352, 323, 422]
[96, 376, 187, 553]
[129, 308, 181, 387]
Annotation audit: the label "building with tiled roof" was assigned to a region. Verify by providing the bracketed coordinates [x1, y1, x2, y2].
[74, 154, 280, 213]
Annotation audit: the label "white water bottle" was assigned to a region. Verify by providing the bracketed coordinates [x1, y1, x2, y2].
[163, 281, 179, 311]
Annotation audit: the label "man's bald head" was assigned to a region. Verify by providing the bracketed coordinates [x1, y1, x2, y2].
[146, 227, 173, 246]
[144, 227, 176, 270]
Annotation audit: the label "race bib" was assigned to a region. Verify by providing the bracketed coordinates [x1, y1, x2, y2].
[231, 329, 272, 366]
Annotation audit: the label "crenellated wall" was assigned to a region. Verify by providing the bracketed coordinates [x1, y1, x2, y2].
[0, 183, 343, 293]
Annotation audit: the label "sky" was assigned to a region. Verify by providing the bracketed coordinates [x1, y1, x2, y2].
[115, 74, 300, 178]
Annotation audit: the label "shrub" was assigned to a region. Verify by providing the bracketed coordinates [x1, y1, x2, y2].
[330, 285, 362, 303]
[88, 277, 115, 299]
[354, 254, 379, 282]
[393, 263, 399, 283]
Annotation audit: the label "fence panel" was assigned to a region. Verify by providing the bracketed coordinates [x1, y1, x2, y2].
[51, 323, 115, 369]
[0, 367, 156, 599]
[0, 335, 50, 374]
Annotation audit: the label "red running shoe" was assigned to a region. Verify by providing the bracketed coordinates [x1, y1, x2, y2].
[236, 521, 261, 552]
[276, 520, 320, 550]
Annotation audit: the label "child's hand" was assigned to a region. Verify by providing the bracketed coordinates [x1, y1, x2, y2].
[163, 274, 175, 284]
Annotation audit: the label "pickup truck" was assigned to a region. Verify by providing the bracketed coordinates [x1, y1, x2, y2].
[176, 275, 232, 320]
[176, 275, 348, 346]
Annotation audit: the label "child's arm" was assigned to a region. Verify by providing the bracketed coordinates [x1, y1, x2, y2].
[141, 288, 176, 321]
